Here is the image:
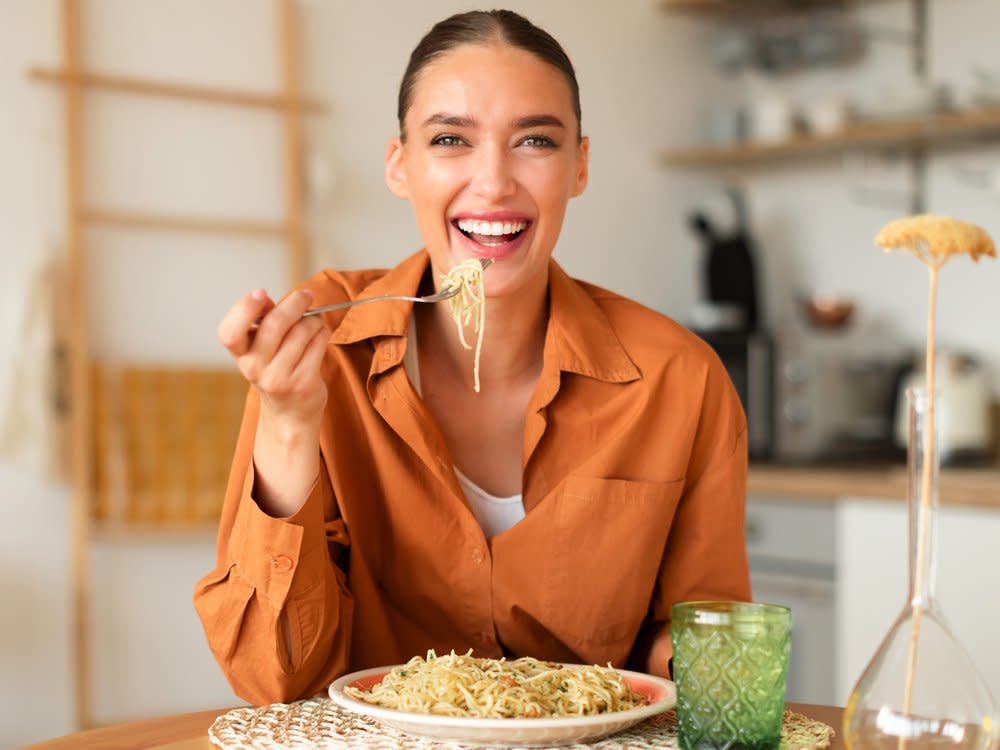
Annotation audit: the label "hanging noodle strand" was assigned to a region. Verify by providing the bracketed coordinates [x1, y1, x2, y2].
[440, 259, 487, 393]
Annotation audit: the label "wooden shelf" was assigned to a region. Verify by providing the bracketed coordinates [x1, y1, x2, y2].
[661, 105, 1000, 168]
[660, 0, 869, 16]
[83, 209, 287, 238]
[30, 65, 326, 113]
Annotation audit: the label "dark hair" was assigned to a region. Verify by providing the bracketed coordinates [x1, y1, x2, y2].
[397, 10, 582, 141]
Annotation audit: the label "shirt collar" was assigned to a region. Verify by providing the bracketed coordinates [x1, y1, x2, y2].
[329, 249, 640, 384]
[545, 260, 640, 384]
[328, 249, 427, 346]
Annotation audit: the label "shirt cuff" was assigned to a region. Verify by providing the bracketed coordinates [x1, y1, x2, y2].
[228, 462, 329, 610]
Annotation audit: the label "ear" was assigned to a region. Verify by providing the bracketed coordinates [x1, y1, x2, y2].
[384, 137, 409, 199]
[571, 136, 589, 197]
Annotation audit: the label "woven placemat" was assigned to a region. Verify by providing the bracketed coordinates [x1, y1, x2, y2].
[208, 698, 834, 750]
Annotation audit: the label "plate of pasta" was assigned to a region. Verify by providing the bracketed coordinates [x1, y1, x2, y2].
[327, 651, 675, 747]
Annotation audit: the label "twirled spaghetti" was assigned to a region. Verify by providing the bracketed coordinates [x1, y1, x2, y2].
[343, 650, 648, 718]
[440, 260, 486, 393]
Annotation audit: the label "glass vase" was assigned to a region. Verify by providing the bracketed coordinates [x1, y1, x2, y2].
[843, 388, 998, 750]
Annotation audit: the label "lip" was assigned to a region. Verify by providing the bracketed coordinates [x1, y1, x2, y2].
[450, 212, 534, 261]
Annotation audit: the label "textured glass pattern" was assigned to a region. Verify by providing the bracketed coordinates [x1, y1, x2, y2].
[671, 602, 791, 750]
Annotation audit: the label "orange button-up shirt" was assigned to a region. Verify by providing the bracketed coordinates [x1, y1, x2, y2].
[194, 250, 751, 706]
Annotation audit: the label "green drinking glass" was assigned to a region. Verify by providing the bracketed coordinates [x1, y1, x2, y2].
[670, 601, 792, 750]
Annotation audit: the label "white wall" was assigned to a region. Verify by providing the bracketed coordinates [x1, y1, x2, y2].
[0, 1, 717, 746]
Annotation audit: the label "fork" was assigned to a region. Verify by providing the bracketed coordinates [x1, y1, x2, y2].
[300, 257, 493, 318]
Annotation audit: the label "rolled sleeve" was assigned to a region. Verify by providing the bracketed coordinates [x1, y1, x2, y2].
[229, 464, 329, 611]
[194, 383, 354, 704]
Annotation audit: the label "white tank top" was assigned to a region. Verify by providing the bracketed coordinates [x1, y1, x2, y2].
[403, 318, 526, 538]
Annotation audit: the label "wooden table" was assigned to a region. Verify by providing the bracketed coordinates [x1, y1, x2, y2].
[20, 703, 844, 750]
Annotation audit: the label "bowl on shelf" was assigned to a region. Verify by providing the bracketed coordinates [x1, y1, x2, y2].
[799, 294, 855, 330]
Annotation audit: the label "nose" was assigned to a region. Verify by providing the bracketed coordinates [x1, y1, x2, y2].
[471, 142, 516, 201]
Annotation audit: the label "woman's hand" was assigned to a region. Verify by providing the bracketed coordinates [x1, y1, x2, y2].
[219, 287, 330, 425]
[218, 288, 330, 516]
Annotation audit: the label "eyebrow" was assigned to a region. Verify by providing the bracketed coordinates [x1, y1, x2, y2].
[420, 112, 566, 130]
[421, 113, 477, 129]
[512, 114, 566, 130]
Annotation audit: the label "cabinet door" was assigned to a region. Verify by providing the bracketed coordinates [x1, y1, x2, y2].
[752, 570, 837, 705]
[836, 499, 1000, 703]
[747, 497, 837, 705]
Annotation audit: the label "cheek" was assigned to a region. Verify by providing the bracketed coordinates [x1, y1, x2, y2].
[526, 164, 577, 213]
[526, 151, 576, 183]
[408, 161, 464, 213]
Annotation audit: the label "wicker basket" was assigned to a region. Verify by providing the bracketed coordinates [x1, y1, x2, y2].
[90, 364, 248, 524]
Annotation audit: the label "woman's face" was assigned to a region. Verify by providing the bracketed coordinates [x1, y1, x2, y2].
[385, 42, 589, 297]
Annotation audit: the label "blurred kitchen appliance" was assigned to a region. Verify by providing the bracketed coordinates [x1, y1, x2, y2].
[688, 187, 761, 334]
[696, 331, 775, 461]
[689, 187, 772, 459]
[773, 333, 909, 463]
[893, 353, 994, 465]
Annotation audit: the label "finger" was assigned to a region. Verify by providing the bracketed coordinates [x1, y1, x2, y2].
[291, 321, 331, 381]
[218, 289, 274, 357]
[258, 316, 325, 389]
[250, 289, 315, 364]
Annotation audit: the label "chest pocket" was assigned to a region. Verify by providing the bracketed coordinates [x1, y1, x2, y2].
[545, 475, 685, 648]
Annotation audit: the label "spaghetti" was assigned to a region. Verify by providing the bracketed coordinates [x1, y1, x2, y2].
[343, 650, 648, 719]
[440, 260, 487, 393]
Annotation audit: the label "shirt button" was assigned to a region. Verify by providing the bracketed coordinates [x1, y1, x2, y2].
[471, 548, 485, 565]
[272, 554, 294, 572]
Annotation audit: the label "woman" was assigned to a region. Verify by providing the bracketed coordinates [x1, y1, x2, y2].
[195, 9, 750, 706]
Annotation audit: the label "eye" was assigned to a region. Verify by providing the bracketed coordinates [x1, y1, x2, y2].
[519, 134, 558, 149]
[430, 134, 467, 147]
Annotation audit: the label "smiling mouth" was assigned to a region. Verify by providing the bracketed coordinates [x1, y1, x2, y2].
[454, 218, 529, 247]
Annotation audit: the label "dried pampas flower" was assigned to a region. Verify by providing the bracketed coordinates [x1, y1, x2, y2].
[879, 213, 995, 746]
[876, 213, 996, 268]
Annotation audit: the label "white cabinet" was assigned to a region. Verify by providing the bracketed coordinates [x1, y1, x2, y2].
[747, 497, 838, 705]
[836, 499, 1000, 705]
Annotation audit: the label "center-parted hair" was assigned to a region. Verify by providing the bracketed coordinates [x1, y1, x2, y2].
[397, 10, 582, 142]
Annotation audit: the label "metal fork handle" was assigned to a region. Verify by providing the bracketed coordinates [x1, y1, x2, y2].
[254, 258, 491, 325]
[301, 287, 459, 317]
[301, 257, 491, 317]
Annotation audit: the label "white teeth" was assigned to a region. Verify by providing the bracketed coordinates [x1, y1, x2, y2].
[457, 218, 527, 236]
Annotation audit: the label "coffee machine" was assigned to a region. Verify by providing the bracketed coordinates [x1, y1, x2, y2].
[687, 187, 774, 460]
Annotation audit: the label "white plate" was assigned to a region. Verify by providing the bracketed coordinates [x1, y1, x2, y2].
[328, 664, 676, 748]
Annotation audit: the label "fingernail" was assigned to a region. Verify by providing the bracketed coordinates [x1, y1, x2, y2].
[300, 289, 314, 302]
[251, 288, 267, 301]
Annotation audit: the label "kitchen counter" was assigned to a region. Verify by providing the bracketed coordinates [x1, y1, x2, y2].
[748, 462, 1000, 508]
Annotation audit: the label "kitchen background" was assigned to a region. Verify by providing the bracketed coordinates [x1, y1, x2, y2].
[2, 0, 1000, 747]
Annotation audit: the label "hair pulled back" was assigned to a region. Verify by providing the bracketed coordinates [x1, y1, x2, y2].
[397, 10, 582, 141]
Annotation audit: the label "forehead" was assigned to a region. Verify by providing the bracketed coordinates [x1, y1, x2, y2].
[407, 42, 575, 124]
